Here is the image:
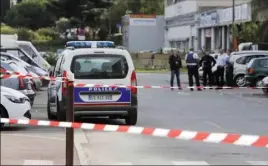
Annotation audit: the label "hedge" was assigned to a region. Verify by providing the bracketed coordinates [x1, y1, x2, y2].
[1, 25, 17, 34]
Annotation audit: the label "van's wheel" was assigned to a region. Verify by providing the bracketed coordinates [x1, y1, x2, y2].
[0, 106, 8, 129]
[125, 108, 137, 125]
[56, 100, 66, 121]
[47, 101, 56, 120]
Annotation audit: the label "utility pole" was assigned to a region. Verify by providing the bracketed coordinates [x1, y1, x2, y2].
[232, 0, 236, 50]
[66, 78, 74, 166]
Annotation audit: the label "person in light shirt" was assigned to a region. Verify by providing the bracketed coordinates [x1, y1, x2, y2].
[216, 49, 229, 86]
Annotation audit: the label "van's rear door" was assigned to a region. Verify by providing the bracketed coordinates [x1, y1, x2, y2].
[72, 54, 131, 105]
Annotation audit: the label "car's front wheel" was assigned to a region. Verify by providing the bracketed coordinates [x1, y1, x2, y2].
[47, 101, 56, 120]
[125, 108, 137, 125]
[0, 106, 8, 129]
[56, 100, 66, 121]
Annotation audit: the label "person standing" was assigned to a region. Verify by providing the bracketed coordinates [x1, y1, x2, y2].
[185, 48, 201, 91]
[169, 51, 182, 90]
[199, 51, 216, 87]
[216, 50, 228, 86]
[225, 49, 233, 86]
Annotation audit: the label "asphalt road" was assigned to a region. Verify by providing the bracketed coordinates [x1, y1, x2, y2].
[1, 73, 268, 165]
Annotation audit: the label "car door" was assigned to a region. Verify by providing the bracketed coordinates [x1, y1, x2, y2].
[49, 55, 66, 113]
[48, 55, 63, 112]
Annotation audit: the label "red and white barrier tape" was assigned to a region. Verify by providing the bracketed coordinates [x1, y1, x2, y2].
[0, 72, 56, 81]
[1, 118, 268, 148]
[1, 71, 267, 89]
[73, 84, 268, 89]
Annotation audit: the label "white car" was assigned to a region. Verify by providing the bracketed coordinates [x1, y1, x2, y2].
[0, 86, 32, 128]
[261, 76, 268, 95]
[47, 41, 138, 125]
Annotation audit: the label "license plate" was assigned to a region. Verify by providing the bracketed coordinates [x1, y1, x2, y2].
[89, 95, 112, 100]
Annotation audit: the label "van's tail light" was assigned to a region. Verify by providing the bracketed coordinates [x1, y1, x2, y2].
[62, 70, 67, 96]
[131, 71, 137, 94]
[248, 68, 254, 74]
[18, 78, 26, 90]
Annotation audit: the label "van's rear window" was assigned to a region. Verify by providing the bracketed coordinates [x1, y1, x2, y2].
[71, 54, 129, 79]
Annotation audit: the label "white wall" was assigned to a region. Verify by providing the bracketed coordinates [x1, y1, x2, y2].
[167, 25, 191, 41]
[165, 0, 198, 19]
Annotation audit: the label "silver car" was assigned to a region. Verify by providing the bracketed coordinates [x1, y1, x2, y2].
[1, 61, 36, 106]
[1, 52, 43, 90]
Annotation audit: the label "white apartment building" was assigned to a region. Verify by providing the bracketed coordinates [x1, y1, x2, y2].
[198, 1, 252, 51]
[164, 0, 251, 51]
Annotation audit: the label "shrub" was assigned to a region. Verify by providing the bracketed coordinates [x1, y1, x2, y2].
[17, 27, 35, 40]
[37, 27, 59, 40]
[1, 25, 17, 34]
[44, 52, 58, 66]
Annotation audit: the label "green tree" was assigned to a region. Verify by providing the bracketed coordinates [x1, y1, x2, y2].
[140, 0, 164, 15]
[232, 22, 262, 43]
[5, 0, 55, 30]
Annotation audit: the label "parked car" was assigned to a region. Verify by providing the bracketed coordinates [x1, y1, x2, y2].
[232, 54, 268, 87]
[1, 52, 44, 89]
[261, 76, 268, 95]
[0, 86, 31, 128]
[229, 51, 268, 65]
[245, 57, 268, 87]
[1, 61, 36, 106]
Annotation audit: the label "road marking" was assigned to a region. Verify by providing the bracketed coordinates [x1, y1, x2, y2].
[204, 121, 224, 130]
[23, 160, 53, 165]
[247, 161, 268, 165]
[1, 133, 64, 141]
[74, 129, 90, 165]
[172, 161, 209, 165]
[177, 91, 191, 96]
[110, 162, 133, 165]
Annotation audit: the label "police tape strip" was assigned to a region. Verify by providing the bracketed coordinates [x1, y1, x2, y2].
[1, 118, 268, 148]
[0, 73, 57, 81]
[73, 84, 268, 89]
[1, 71, 267, 89]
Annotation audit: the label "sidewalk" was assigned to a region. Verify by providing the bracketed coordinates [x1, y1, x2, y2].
[1, 134, 80, 165]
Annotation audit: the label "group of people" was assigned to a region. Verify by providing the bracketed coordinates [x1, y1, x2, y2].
[168, 49, 233, 91]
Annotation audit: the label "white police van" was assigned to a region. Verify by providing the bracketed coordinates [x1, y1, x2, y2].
[47, 41, 138, 125]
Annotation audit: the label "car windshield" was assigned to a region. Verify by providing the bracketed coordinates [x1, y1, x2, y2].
[8, 62, 28, 75]
[71, 54, 128, 79]
[0, 62, 15, 71]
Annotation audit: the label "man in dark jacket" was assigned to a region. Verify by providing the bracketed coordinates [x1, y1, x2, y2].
[199, 52, 216, 87]
[225, 49, 233, 86]
[169, 51, 182, 90]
